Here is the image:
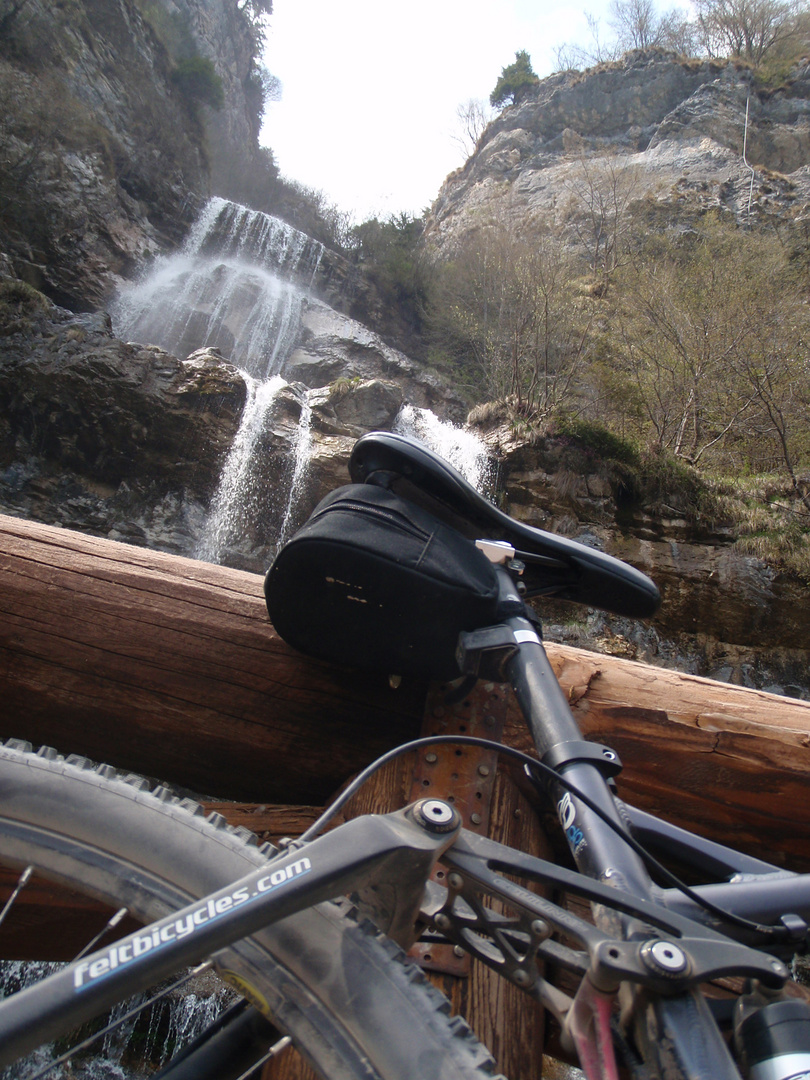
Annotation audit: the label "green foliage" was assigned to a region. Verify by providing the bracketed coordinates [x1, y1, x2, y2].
[329, 376, 362, 399]
[427, 216, 598, 415]
[551, 415, 641, 466]
[489, 50, 539, 108]
[171, 56, 224, 110]
[351, 213, 432, 342]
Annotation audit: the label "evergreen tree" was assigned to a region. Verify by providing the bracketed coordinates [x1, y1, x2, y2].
[489, 51, 539, 108]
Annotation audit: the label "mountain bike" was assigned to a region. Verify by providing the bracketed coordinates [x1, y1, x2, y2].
[0, 430, 809, 1080]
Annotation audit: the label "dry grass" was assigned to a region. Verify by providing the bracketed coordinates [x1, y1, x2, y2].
[706, 473, 810, 579]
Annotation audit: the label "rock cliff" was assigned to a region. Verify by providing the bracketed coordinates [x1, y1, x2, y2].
[0, 0, 267, 310]
[427, 50, 810, 249]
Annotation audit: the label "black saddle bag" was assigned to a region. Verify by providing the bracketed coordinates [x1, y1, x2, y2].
[265, 484, 500, 680]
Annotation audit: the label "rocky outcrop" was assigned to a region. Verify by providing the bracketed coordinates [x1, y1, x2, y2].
[0, 287, 245, 550]
[427, 50, 810, 250]
[481, 425, 809, 696]
[0, 287, 438, 555]
[289, 301, 468, 421]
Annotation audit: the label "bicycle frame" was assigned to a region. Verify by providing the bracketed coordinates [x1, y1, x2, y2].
[1, 564, 809, 1079]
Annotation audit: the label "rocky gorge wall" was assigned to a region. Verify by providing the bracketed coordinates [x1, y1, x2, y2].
[0, 0, 267, 310]
[485, 428, 809, 697]
[0, 275, 467, 558]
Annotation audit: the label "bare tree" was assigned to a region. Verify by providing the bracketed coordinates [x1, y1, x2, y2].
[553, 12, 622, 70]
[609, 0, 661, 48]
[696, 0, 803, 63]
[452, 99, 493, 159]
[431, 217, 596, 417]
[615, 218, 810, 491]
[657, 8, 703, 54]
[562, 155, 644, 291]
[553, 1, 704, 72]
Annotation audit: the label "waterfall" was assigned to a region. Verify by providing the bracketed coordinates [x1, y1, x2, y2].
[111, 197, 323, 381]
[395, 405, 496, 495]
[110, 197, 496, 573]
[195, 374, 287, 564]
[186, 197, 323, 283]
[111, 198, 328, 566]
[277, 393, 313, 546]
[0, 961, 233, 1079]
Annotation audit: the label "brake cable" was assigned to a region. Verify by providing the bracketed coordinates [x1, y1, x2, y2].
[299, 734, 795, 943]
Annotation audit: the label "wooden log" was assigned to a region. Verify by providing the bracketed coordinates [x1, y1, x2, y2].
[2, 511, 810, 862]
[0, 513, 427, 804]
[539, 645, 810, 872]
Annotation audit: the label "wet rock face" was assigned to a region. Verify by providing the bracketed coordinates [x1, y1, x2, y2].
[0, 293, 246, 550]
[0, 290, 418, 558]
[0, 0, 269, 311]
[289, 301, 468, 422]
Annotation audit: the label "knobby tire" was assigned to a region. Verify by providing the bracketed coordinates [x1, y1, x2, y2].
[0, 740, 504, 1080]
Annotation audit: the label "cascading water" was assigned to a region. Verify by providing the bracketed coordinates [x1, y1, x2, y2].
[195, 374, 287, 564]
[112, 197, 322, 380]
[0, 961, 234, 1079]
[111, 197, 496, 571]
[277, 393, 313, 546]
[395, 405, 497, 494]
[112, 198, 325, 565]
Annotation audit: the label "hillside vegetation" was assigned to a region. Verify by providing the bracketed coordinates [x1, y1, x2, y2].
[341, 184, 810, 576]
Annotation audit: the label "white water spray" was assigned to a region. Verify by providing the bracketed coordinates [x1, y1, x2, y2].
[112, 198, 323, 380]
[395, 405, 496, 495]
[195, 375, 287, 564]
[277, 393, 313, 546]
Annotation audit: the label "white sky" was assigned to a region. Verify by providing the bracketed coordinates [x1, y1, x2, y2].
[260, 0, 614, 222]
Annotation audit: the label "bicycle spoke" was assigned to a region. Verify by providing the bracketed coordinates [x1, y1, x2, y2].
[72, 906, 128, 962]
[0, 867, 32, 931]
[21, 961, 213, 1080]
[232, 1036, 293, 1080]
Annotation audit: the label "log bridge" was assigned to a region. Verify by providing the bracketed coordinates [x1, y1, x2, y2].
[1, 512, 809, 1077]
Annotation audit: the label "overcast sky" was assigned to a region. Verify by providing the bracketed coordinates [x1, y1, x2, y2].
[260, 0, 615, 222]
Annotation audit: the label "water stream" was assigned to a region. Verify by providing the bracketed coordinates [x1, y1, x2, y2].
[113, 197, 495, 568]
[0, 961, 234, 1079]
[194, 373, 287, 564]
[395, 405, 497, 496]
[112, 197, 321, 378]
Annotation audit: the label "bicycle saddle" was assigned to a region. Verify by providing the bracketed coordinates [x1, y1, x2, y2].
[349, 431, 661, 619]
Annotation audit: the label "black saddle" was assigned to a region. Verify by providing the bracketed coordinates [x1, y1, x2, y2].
[349, 431, 660, 619]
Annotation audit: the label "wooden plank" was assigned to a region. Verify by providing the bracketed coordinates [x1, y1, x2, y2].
[263, 687, 549, 1080]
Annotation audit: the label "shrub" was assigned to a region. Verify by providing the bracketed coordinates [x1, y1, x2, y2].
[551, 415, 641, 466]
[171, 56, 224, 111]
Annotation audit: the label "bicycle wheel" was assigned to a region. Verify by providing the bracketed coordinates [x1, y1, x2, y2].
[0, 739, 504, 1080]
